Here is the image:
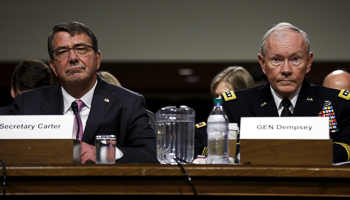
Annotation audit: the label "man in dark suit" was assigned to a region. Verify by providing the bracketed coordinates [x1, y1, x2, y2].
[222, 22, 350, 163]
[9, 21, 157, 164]
[0, 59, 53, 115]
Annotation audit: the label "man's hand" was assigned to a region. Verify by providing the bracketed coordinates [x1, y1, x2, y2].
[81, 142, 96, 164]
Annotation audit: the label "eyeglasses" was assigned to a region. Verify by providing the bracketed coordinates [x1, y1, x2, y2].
[52, 44, 97, 59]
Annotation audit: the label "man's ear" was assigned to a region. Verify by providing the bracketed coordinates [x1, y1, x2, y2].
[49, 59, 58, 77]
[306, 52, 313, 74]
[258, 54, 267, 74]
[95, 51, 102, 71]
[11, 87, 16, 99]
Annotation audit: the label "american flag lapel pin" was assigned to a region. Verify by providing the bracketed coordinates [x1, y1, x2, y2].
[104, 98, 110, 103]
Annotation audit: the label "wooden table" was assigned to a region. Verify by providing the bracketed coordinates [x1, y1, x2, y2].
[2, 163, 350, 197]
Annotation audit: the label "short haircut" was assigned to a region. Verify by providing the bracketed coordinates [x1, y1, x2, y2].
[11, 59, 53, 92]
[47, 21, 98, 60]
[260, 22, 310, 56]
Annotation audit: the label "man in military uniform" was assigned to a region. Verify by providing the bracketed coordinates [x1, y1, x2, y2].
[222, 22, 350, 163]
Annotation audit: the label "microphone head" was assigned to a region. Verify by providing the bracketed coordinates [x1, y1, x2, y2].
[71, 101, 79, 114]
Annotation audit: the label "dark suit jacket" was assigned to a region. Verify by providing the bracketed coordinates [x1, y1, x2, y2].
[222, 79, 350, 163]
[0, 104, 13, 115]
[9, 75, 158, 163]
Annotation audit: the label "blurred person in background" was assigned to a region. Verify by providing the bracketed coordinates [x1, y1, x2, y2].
[0, 59, 53, 114]
[323, 70, 350, 91]
[195, 66, 255, 157]
[97, 71, 121, 86]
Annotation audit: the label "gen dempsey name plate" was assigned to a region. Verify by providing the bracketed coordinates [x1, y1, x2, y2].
[0, 115, 75, 139]
[240, 117, 329, 140]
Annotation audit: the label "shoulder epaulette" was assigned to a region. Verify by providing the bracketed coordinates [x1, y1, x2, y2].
[338, 90, 350, 100]
[195, 122, 206, 128]
[222, 91, 236, 102]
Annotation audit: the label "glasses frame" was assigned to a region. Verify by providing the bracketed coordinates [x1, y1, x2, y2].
[51, 44, 97, 60]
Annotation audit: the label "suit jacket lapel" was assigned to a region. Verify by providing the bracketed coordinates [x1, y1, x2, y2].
[251, 83, 279, 116]
[83, 76, 116, 143]
[42, 84, 64, 114]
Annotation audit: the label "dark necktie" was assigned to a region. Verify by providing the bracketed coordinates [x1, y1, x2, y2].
[281, 98, 292, 116]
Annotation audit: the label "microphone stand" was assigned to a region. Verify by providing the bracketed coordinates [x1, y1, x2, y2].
[71, 101, 80, 140]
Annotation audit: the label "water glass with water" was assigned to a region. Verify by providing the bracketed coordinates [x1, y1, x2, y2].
[95, 135, 116, 164]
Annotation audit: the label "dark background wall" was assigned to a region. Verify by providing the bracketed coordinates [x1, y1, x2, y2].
[1, 1, 349, 122]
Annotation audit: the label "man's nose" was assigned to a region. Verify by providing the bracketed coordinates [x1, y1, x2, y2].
[68, 49, 79, 62]
[281, 60, 292, 74]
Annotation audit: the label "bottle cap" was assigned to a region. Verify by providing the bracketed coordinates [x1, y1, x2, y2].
[213, 98, 223, 104]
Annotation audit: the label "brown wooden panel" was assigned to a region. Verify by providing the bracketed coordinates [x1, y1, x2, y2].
[0, 139, 81, 165]
[2, 164, 350, 197]
[240, 139, 333, 165]
[5, 164, 350, 178]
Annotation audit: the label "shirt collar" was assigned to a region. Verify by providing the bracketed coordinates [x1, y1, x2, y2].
[270, 85, 301, 110]
[62, 80, 98, 114]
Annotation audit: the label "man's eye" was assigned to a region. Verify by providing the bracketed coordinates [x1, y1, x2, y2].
[76, 47, 87, 51]
[272, 58, 279, 62]
[57, 50, 68, 55]
[75, 46, 88, 54]
[293, 57, 300, 61]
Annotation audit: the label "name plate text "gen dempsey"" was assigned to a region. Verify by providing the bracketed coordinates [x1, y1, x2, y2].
[240, 117, 329, 140]
[0, 115, 75, 139]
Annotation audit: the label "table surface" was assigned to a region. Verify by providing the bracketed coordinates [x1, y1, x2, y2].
[3, 163, 350, 177]
[2, 163, 350, 197]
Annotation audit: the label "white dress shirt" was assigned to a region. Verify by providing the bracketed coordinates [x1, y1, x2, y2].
[62, 81, 97, 132]
[61, 80, 123, 160]
[270, 86, 301, 116]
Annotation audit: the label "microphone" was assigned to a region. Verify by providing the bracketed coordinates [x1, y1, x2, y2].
[71, 101, 80, 140]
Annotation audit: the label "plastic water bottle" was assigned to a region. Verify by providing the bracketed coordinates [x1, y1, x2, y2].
[156, 105, 195, 164]
[207, 98, 229, 164]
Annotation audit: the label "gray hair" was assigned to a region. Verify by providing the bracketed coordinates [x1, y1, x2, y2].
[260, 22, 310, 56]
[48, 21, 98, 60]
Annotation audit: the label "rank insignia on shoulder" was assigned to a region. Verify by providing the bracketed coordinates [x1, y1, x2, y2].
[196, 122, 207, 128]
[338, 90, 350, 100]
[222, 91, 236, 102]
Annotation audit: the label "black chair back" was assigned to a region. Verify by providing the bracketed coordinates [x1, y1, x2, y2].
[146, 110, 157, 135]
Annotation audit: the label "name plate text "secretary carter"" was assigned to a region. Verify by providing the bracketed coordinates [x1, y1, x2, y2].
[0, 115, 75, 139]
[240, 117, 329, 140]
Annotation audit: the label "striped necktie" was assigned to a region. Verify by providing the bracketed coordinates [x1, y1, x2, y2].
[74, 100, 85, 140]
